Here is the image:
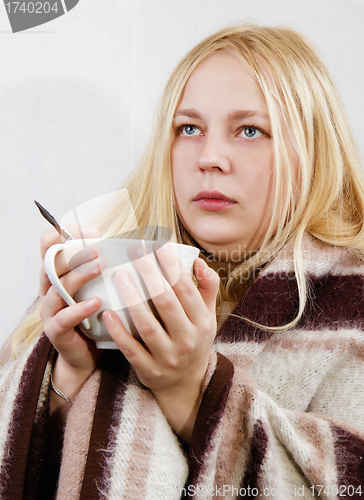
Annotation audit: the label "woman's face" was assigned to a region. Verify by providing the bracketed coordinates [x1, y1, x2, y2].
[171, 51, 297, 262]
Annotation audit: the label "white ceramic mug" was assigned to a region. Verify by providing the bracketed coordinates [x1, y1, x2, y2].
[44, 238, 200, 349]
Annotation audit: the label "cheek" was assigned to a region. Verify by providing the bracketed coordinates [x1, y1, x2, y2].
[171, 140, 195, 185]
[238, 148, 275, 193]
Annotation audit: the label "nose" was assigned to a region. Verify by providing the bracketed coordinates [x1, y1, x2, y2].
[197, 134, 231, 172]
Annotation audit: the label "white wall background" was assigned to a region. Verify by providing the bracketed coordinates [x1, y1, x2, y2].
[1, 0, 364, 344]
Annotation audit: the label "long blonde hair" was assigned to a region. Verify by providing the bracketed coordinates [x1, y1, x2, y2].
[12, 24, 364, 354]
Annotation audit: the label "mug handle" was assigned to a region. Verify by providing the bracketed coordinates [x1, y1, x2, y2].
[44, 243, 91, 330]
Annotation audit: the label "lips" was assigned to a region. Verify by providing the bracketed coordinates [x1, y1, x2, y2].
[193, 191, 237, 211]
[194, 191, 236, 203]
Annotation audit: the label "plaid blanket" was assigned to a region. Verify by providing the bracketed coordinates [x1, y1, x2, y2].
[1, 234, 363, 499]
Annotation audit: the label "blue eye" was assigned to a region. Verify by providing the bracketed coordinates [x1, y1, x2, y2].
[181, 125, 201, 136]
[240, 127, 263, 139]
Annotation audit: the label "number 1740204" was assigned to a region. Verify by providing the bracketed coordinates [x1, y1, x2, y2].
[5, 2, 60, 14]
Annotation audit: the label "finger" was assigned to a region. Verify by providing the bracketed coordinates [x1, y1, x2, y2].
[130, 243, 170, 298]
[154, 243, 209, 324]
[40, 228, 63, 260]
[40, 224, 100, 260]
[118, 250, 192, 341]
[40, 257, 103, 308]
[39, 252, 102, 299]
[153, 240, 181, 288]
[114, 270, 171, 352]
[129, 243, 191, 330]
[39, 259, 52, 298]
[41, 296, 101, 337]
[39, 225, 99, 297]
[193, 259, 220, 314]
[103, 310, 157, 374]
[39, 237, 100, 298]
[58, 257, 105, 296]
[53, 242, 98, 278]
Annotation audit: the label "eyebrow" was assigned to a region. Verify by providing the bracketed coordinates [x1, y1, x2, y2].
[174, 108, 270, 121]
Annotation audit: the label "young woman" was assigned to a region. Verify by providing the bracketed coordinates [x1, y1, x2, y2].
[1, 24, 364, 499]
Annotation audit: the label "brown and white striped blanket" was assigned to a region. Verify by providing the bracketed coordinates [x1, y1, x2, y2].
[0, 234, 364, 499]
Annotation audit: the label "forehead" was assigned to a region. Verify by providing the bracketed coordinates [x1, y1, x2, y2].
[177, 51, 268, 114]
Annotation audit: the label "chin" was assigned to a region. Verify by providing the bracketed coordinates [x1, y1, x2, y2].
[192, 234, 238, 252]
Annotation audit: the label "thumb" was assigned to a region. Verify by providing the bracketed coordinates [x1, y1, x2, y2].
[194, 258, 220, 313]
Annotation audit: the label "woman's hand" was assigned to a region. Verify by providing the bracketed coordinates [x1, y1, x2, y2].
[39, 225, 103, 403]
[102, 241, 220, 442]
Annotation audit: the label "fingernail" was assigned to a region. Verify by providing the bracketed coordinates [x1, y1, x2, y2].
[83, 224, 100, 237]
[155, 240, 169, 255]
[98, 256, 107, 272]
[130, 244, 145, 260]
[103, 311, 114, 324]
[83, 244, 96, 259]
[83, 258, 101, 274]
[115, 271, 130, 288]
[154, 239, 169, 254]
[86, 298, 99, 311]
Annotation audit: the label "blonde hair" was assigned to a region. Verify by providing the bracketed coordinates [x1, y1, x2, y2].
[12, 24, 364, 354]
